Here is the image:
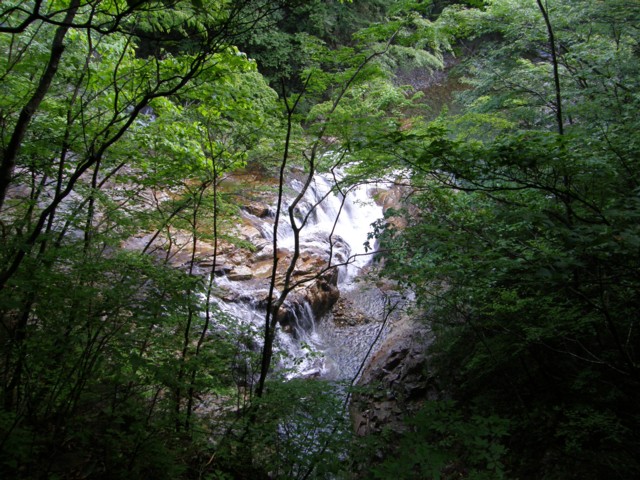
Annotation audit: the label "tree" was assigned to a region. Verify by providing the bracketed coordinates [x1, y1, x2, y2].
[370, 0, 640, 477]
[251, 2, 456, 397]
[234, 0, 389, 91]
[0, 1, 302, 477]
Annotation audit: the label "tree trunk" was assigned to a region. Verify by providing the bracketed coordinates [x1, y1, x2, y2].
[0, 0, 81, 211]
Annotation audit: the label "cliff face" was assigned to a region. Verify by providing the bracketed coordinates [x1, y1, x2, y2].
[351, 318, 438, 436]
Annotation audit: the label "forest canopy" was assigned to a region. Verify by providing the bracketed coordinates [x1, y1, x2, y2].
[1, 1, 639, 479]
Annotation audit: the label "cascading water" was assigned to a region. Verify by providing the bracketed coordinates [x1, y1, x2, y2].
[288, 174, 383, 285]
[213, 170, 397, 382]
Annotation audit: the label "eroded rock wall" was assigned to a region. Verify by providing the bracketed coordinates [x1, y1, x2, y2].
[351, 318, 438, 436]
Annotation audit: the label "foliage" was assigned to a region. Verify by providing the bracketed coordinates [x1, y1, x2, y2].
[0, 1, 435, 478]
[235, 0, 389, 89]
[0, 1, 292, 478]
[6, 0, 638, 478]
[373, 0, 640, 478]
[371, 401, 509, 480]
[218, 379, 353, 480]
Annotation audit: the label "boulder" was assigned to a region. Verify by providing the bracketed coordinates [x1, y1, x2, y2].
[243, 203, 272, 218]
[228, 266, 254, 281]
[303, 277, 340, 319]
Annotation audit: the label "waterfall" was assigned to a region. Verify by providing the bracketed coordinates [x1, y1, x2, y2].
[213, 170, 394, 381]
[287, 174, 382, 283]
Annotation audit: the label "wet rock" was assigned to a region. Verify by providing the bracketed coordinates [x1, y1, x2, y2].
[278, 273, 340, 330]
[351, 319, 437, 436]
[332, 296, 369, 326]
[243, 202, 272, 218]
[250, 261, 274, 280]
[228, 266, 254, 281]
[213, 265, 233, 276]
[254, 246, 290, 262]
[304, 277, 340, 318]
[237, 223, 263, 243]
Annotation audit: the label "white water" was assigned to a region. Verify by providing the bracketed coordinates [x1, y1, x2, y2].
[287, 174, 384, 285]
[213, 170, 393, 381]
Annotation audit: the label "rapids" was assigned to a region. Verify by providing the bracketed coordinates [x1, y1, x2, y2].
[214, 171, 399, 382]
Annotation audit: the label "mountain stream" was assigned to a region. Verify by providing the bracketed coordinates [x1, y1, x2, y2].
[213, 172, 402, 383]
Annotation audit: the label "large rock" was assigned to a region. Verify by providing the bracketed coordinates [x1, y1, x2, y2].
[351, 319, 437, 436]
[228, 266, 254, 281]
[243, 202, 272, 218]
[277, 265, 340, 330]
[302, 273, 340, 318]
